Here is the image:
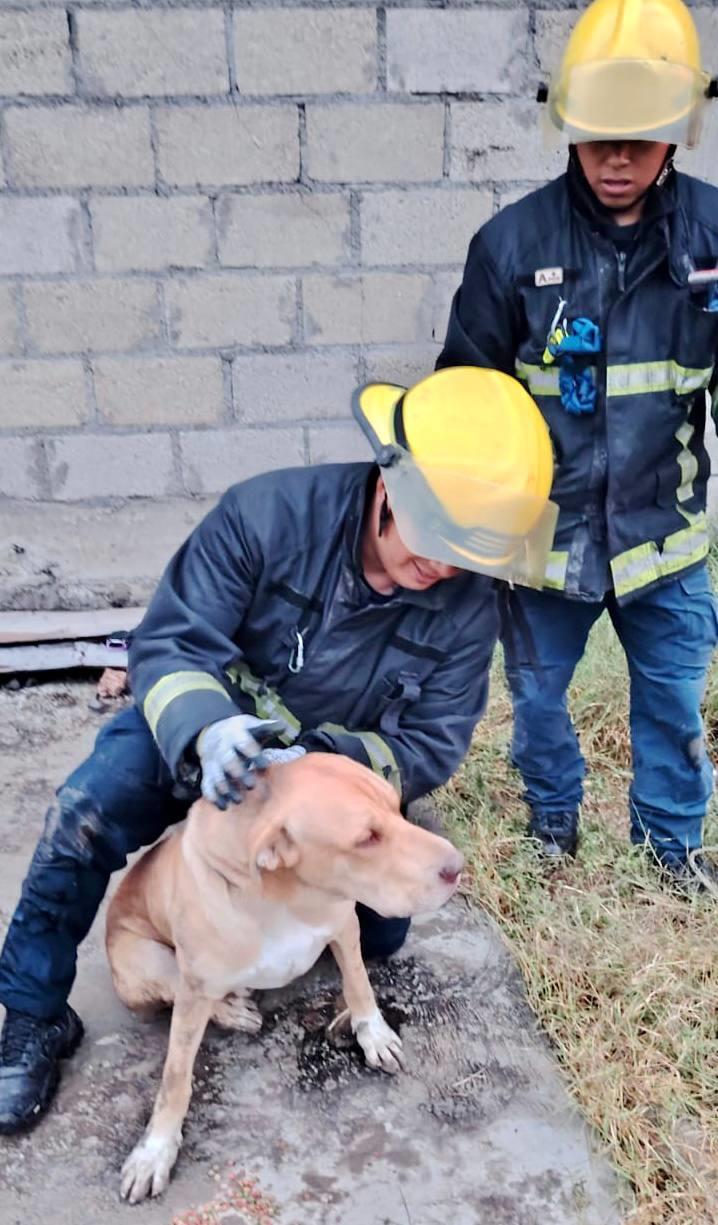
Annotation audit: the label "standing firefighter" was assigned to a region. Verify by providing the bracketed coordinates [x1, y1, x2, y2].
[0, 368, 555, 1134]
[438, 0, 718, 880]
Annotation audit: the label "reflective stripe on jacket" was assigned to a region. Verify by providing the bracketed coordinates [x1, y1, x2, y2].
[128, 463, 499, 802]
[438, 169, 718, 603]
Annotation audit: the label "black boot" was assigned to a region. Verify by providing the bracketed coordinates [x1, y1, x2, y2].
[527, 809, 579, 858]
[657, 852, 718, 897]
[0, 1005, 84, 1134]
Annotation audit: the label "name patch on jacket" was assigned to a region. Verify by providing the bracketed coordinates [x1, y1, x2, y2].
[535, 266, 564, 288]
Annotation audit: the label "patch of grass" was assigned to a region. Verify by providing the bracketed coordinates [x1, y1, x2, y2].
[438, 607, 718, 1224]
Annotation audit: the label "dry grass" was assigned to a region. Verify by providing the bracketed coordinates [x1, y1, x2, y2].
[438, 604, 718, 1224]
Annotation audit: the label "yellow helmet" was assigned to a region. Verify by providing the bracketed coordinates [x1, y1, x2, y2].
[546, 0, 714, 146]
[353, 366, 558, 588]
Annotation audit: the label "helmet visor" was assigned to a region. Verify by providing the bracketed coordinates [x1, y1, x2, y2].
[549, 59, 710, 146]
[382, 448, 559, 589]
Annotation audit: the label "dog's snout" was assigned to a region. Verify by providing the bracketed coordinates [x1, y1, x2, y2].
[439, 851, 464, 885]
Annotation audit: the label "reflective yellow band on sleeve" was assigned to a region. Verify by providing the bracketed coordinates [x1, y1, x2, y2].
[226, 661, 301, 745]
[542, 550, 569, 591]
[317, 722, 402, 795]
[143, 671, 232, 737]
[514, 361, 561, 396]
[610, 514, 709, 599]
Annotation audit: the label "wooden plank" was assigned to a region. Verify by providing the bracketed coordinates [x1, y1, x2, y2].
[0, 642, 129, 673]
[0, 607, 145, 646]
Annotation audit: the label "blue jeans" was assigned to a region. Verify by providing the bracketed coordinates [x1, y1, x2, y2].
[503, 566, 718, 860]
[0, 706, 409, 1020]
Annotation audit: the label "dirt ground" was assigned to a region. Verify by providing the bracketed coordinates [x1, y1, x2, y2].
[0, 680, 625, 1225]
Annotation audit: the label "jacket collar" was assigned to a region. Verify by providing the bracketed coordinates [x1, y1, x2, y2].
[565, 148, 697, 286]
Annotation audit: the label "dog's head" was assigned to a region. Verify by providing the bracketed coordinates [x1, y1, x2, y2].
[243, 753, 464, 918]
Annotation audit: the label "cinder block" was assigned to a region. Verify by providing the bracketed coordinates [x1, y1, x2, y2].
[307, 422, 372, 466]
[0, 497, 217, 611]
[678, 109, 718, 188]
[218, 192, 350, 268]
[0, 358, 88, 428]
[363, 344, 440, 389]
[360, 189, 491, 266]
[497, 184, 535, 209]
[387, 10, 528, 95]
[306, 102, 443, 183]
[0, 436, 43, 499]
[6, 105, 154, 190]
[694, 9, 718, 52]
[303, 272, 433, 344]
[534, 11, 575, 78]
[94, 355, 224, 427]
[156, 104, 299, 188]
[180, 425, 306, 494]
[0, 283, 19, 355]
[234, 9, 376, 95]
[0, 197, 83, 276]
[0, 13, 72, 96]
[24, 279, 161, 354]
[76, 8, 227, 97]
[234, 350, 358, 423]
[46, 432, 176, 500]
[92, 196, 213, 273]
[429, 270, 461, 346]
[450, 101, 565, 184]
[166, 274, 295, 348]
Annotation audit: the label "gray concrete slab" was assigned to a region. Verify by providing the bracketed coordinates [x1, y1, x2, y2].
[0, 681, 626, 1225]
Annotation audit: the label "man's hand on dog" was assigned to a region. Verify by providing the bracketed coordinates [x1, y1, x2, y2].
[196, 714, 305, 808]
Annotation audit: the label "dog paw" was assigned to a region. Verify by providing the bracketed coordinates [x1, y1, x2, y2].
[120, 1132, 181, 1204]
[212, 993, 262, 1034]
[354, 1009, 404, 1074]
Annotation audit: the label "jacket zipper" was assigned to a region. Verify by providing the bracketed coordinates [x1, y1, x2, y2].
[616, 250, 627, 293]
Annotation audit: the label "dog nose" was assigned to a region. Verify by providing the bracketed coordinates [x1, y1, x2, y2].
[439, 851, 464, 885]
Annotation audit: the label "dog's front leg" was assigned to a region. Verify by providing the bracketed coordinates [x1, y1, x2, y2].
[329, 912, 404, 1074]
[120, 981, 213, 1204]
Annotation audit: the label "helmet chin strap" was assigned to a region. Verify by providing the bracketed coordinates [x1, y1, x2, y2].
[378, 491, 392, 537]
[654, 146, 676, 189]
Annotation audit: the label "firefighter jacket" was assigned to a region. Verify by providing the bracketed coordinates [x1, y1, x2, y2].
[438, 160, 718, 603]
[128, 463, 499, 803]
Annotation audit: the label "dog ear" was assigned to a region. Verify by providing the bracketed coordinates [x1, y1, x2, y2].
[248, 813, 299, 877]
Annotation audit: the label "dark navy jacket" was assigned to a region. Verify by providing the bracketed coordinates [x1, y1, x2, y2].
[438, 167, 718, 602]
[128, 463, 499, 803]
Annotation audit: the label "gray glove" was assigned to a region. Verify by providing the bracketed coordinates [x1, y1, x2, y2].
[260, 745, 307, 766]
[196, 714, 284, 809]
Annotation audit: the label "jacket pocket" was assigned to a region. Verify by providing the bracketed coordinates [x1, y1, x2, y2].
[671, 299, 718, 380]
[677, 565, 712, 597]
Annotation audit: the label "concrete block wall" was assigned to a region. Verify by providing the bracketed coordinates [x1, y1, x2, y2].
[0, 1, 717, 605]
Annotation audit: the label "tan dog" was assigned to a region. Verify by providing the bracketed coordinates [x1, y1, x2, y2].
[106, 752, 464, 1204]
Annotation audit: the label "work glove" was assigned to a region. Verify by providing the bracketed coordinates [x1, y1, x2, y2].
[196, 714, 284, 809]
[260, 745, 307, 766]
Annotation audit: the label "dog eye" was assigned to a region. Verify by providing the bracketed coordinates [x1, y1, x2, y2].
[355, 830, 381, 849]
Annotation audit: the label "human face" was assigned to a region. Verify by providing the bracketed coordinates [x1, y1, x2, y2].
[362, 480, 461, 594]
[576, 140, 671, 222]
